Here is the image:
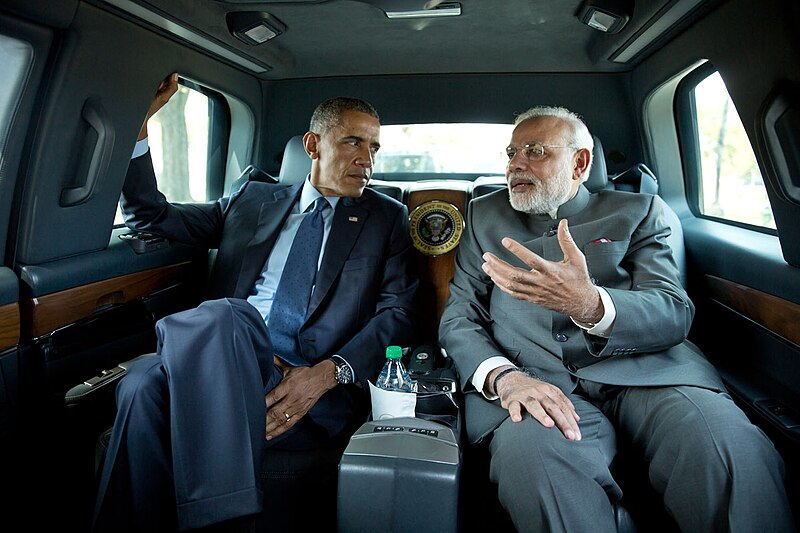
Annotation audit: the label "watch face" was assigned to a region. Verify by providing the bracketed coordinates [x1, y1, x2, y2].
[336, 362, 352, 384]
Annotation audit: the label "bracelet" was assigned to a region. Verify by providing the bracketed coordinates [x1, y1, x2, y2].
[492, 367, 535, 395]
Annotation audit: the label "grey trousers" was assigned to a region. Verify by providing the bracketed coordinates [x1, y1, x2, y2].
[488, 383, 794, 533]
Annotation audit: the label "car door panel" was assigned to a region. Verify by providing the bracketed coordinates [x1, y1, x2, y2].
[682, 213, 800, 521]
[18, 234, 207, 334]
[0, 268, 20, 352]
[704, 274, 800, 349]
[23, 261, 195, 337]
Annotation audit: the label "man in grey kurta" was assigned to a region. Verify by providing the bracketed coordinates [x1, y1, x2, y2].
[439, 106, 794, 532]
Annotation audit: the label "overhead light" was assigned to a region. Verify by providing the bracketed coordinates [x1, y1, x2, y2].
[100, 0, 271, 73]
[226, 12, 286, 45]
[577, 0, 632, 34]
[365, 1, 462, 19]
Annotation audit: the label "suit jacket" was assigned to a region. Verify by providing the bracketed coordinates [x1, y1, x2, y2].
[439, 185, 724, 443]
[121, 153, 419, 436]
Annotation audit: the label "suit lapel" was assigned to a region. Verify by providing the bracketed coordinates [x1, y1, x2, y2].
[234, 183, 303, 297]
[306, 198, 369, 318]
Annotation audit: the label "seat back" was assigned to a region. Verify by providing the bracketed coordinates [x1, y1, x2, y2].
[610, 163, 685, 286]
[584, 135, 609, 193]
[278, 135, 311, 184]
[228, 164, 278, 195]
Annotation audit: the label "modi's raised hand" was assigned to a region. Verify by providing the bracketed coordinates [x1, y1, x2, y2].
[481, 219, 603, 324]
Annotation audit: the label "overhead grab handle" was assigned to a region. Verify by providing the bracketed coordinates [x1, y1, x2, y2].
[60, 97, 115, 206]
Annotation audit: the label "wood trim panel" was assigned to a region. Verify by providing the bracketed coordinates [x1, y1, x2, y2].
[408, 189, 468, 339]
[706, 275, 800, 346]
[23, 262, 193, 338]
[0, 302, 20, 351]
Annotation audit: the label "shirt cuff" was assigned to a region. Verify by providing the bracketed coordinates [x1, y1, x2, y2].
[131, 138, 149, 159]
[472, 356, 514, 400]
[571, 287, 616, 338]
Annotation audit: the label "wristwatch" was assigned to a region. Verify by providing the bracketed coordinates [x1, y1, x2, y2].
[331, 355, 353, 385]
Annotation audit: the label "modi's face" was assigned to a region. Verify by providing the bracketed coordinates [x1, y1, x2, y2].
[505, 117, 581, 214]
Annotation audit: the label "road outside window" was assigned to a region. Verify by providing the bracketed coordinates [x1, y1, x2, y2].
[375, 123, 511, 176]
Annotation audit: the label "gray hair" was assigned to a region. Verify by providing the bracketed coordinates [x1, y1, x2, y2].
[310, 97, 380, 135]
[514, 106, 594, 181]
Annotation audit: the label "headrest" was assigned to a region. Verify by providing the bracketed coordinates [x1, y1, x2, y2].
[584, 134, 608, 193]
[277, 135, 312, 184]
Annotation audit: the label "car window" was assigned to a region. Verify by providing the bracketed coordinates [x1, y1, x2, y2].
[0, 32, 34, 244]
[115, 80, 228, 224]
[375, 123, 511, 176]
[688, 71, 775, 230]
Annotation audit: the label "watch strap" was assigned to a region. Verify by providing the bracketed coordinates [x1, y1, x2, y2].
[492, 366, 536, 395]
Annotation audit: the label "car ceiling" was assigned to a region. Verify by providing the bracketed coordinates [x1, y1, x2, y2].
[94, 0, 716, 79]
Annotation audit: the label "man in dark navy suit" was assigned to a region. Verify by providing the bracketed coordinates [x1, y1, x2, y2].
[93, 73, 418, 532]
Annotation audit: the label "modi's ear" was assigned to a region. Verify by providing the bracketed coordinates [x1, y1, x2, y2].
[303, 131, 319, 160]
[573, 148, 591, 180]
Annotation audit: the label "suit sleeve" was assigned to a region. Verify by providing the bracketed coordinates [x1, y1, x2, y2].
[120, 152, 234, 248]
[438, 202, 507, 391]
[579, 194, 694, 362]
[335, 204, 420, 388]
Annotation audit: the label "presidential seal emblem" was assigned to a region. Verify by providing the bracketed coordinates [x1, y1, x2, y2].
[409, 200, 464, 256]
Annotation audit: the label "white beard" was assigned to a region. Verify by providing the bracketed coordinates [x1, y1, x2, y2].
[507, 165, 573, 214]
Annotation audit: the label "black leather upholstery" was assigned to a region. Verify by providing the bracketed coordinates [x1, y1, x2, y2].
[277, 135, 310, 184]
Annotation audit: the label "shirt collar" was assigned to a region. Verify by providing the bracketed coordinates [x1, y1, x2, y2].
[299, 175, 340, 212]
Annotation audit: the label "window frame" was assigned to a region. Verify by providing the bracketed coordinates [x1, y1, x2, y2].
[674, 63, 777, 236]
[114, 77, 231, 228]
[181, 77, 231, 201]
[0, 17, 51, 266]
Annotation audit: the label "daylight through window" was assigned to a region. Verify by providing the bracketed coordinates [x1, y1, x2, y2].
[692, 72, 775, 229]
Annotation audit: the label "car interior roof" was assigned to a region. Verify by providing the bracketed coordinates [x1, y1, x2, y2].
[94, 0, 711, 79]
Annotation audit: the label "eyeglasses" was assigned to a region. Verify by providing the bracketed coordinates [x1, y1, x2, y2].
[505, 141, 575, 162]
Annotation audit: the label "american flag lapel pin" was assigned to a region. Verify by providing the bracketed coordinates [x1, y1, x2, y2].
[349, 216, 358, 222]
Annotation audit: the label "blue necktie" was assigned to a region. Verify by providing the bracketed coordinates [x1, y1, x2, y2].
[267, 197, 330, 365]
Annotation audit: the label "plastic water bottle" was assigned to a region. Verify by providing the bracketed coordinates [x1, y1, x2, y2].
[376, 345, 414, 392]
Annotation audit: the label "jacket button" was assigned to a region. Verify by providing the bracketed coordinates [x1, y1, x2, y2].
[555, 333, 568, 342]
[565, 362, 578, 373]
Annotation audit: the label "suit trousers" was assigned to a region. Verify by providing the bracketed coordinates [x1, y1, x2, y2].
[92, 298, 316, 532]
[488, 382, 793, 533]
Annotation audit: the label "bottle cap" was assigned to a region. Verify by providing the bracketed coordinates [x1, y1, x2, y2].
[385, 345, 402, 359]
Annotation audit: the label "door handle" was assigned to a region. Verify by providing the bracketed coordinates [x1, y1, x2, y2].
[60, 97, 115, 206]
